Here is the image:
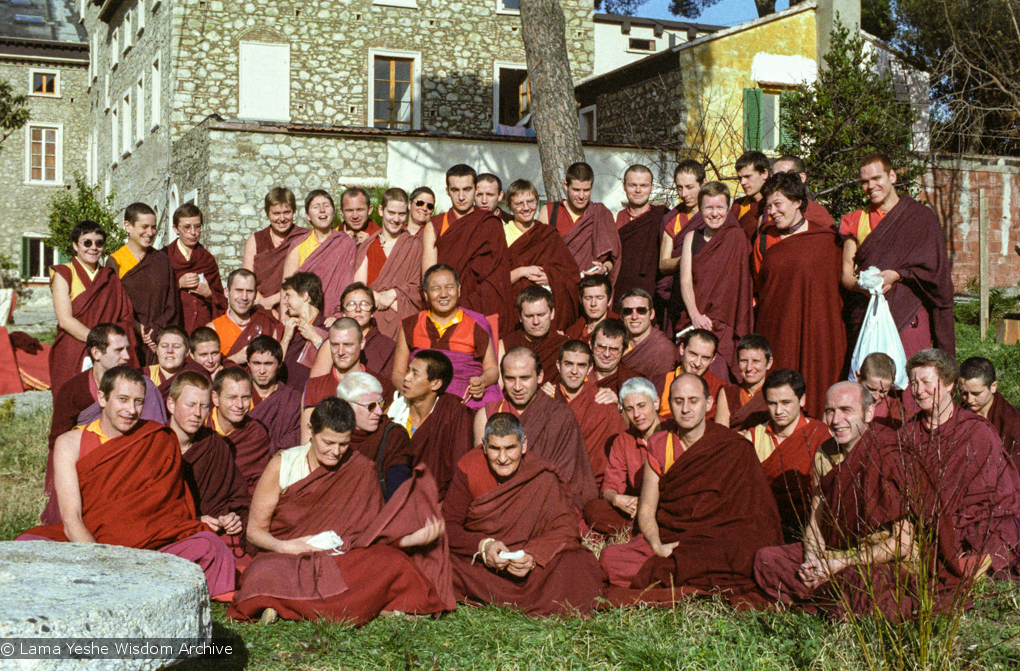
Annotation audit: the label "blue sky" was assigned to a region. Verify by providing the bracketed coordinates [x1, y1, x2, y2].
[634, 0, 792, 27]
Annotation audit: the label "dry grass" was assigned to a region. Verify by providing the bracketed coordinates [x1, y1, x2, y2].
[0, 400, 49, 540]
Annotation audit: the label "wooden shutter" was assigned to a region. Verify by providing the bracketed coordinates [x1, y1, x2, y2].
[20, 236, 30, 279]
[743, 88, 763, 152]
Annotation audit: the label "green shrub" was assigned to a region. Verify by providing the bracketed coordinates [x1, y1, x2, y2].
[47, 172, 121, 258]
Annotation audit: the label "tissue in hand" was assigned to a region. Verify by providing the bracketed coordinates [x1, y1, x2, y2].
[857, 266, 884, 294]
[305, 530, 344, 553]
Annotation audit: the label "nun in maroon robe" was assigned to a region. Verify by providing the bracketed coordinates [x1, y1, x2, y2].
[106, 248, 181, 366]
[507, 223, 581, 333]
[614, 204, 666, 309]
[165, 240, 227, 333]
[986, 392, 1020, 467]
[354, 230, 423, 341]
[294, 229, 358, 318]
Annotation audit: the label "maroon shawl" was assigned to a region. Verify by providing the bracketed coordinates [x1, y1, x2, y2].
[554, 376, 627, 486]
[350, 422, 415, 484]
[507, 222, 581, 332]
[614, 205, 666, 307]
[214, 414, 273, 493]
[594, 363, 639, 395]
[282, 312, 327, 393]
[723, 385, 769, 431]
[165, 241, 227, 333]
[224, 309, 283, 359]
[181, 427, 250, 520]
[755, 221, 846, 420]
[107, 248, 180, 364]
[732, 196, 764, 240]
[501, 328, 567, 386]
[410, 393, 476, 500]
[848, 196, 955, 355]
[355, 231, 423, 340]
[987, 392, 1020, 468]
[755, 417, 830, 542]
[657, 208, 702, 306]
[548, 201, 621, 287]
[362, 327, 396, 385]
[621, 328, 678, 380]
[248, 384, 302, 454]
[806, 200, 835, 230]
[295, 230, 358, 317]
[253, 224, 307, 298]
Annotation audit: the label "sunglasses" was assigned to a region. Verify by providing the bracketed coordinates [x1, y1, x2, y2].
[621, 306, 650, 316]
[352, 400, 383, 412]
[78, 239, 105, 248]
[343, 300, 374, 311]
[414, 200, 435, 211]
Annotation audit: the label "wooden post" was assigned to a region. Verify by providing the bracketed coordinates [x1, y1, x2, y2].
[979, 188, 989, 339]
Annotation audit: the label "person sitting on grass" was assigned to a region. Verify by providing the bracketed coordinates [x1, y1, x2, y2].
[958, 356, 1020, 463]
[857, 351, 906, 429]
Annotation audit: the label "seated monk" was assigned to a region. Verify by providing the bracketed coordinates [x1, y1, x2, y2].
[619, 288, 677, 380]
[208, 269, 283, 367]
[857, 351, 906, 429]
[165, 203, 227, 334]
[444, 413, 602, 616]
[148, 326, 189, 400]
[167, 371, 249, 540]
[20, 366, 235, 597]
[591, 318, 639, 395]
[187, 326, 226, 378]
[741, 369, 829, 543]
[583, 377, 661, 536]
[282, 189, 360, 318]
[504, 179, 580, 333]
[392, 264, 501, 410]
[246, 336, 301, 455]
[43, 323, 167, 525]
[228, 398, 452, 625]
[278, 271, 328, 393]
[242, 186, 308, 313]
[599, 373, 782, 603]
[499, 286, 568, 386]
[959, 356, 1020, 465]
[614, 165, 666, 307]
[715, 334, 773, 430]
[338, 371, 415, 500]
[565, 274, 618, 342]
[387, 350, 475, 499]
[474, 347, 597, 510]
[309, 282, 399, 385]
[545, 340, 626, 488]
[655, 329, 726, 420]
[209, 367, 273, 494]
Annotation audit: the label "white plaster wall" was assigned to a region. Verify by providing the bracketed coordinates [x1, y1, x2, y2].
[750, 53, 817, 85]
[592, 21, 689, 77]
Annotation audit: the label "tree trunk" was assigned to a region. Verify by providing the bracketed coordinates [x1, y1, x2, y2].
[754, 0, 777, 17]
[519, 0, 585, 202]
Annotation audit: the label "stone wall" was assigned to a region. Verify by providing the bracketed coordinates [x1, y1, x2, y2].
[593, 65, 685, 147]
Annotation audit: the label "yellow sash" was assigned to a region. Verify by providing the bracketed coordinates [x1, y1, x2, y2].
[855, 208, 872, 245]
[110, 246, 140, 278]
[664, 433, 677, 474]
[296, 232, 320, 267]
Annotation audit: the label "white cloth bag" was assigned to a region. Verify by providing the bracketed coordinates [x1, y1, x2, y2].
[848, 267, 908, 390]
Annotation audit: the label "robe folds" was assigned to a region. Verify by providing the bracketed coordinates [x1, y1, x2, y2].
[354, 231, 423, 340]
[217, 309, 284, 359]
[211, 413, 273, 494]
[507, 222, 581, 333]
[844, 196, 955, 356]
[755, 221, 846, 420]
[501, 328, 568, 386]
[657, 208, 701, 311]
[350, 422, 416, 499]
[484, 391, 598, 509]
[621, 329, 678, 380]
[410, 393, 476, 500]
[106, 247, 181, 365]
[181, 427, 250, 520]
[731, 196, 765, 241]
[249, 384, 303, 455]
[0, 329, 50, 393]
[49, 260, 138, 396]
[433, 207, 514, 329]
[805, 200, 836, 230]
[294, 229, 359, 318]
[282, 312, 327, 393]
[722, 385, 769, 431]
[554, 375, 627, 487]
[362, 327, 397, 386]
[615, 205, 667, 308]
[253, 224, 307, 300]
[986, 392, 1020, 467]
[544, 200, 621, 288]
[670, 214, 754, 380]
[594, 363, 639, 395]
[165, 241, 227, 334]
[444, 450, 602, 616]
[228, 454, 454, 624]
[582, 429, 647, 535]
[564, 310, 620, 343]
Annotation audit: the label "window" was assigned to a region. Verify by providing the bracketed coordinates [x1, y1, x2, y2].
[111, 28, 119, 68]
[103, 74, 110, 111]
[25, 124, 62, 184]
[150, 56, 161, 130]
[122, 93, 132, 154]
[87, 129, 96, 182]
[30, 70, 59, 97]
[742, 88, 792, 154]
[496, 0, 519, 13]
[628, 38, 655, 52]
[123, 11, 132, 52]
[579, 105, 596, 142]
[373, 0, 417, 7]
[111, 107, 119, 165]
[135, 79, 144, 142]
[373, 56, 414, 130]
[238, 42, 290, 122]
[494, 64, 530, 130]
[21, 235, 62, 281]
[137, 1, 145, 35]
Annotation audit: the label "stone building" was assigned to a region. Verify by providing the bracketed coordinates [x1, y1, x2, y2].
[0, 0, 88, 285]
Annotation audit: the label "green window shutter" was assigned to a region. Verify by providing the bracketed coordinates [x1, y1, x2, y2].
[743, 88, 763, 152]
[779, 90, 794, 151]
[20, 236, 30, 279]
[56, 246, 70, 264]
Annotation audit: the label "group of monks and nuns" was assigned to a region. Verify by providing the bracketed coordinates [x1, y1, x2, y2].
[407, 186, 436, 238]
[392, 264, 501, 409]
[337, 371, 415, 500]
[476, 347, 597, 510]
[476, 173, 512, 222]
[188, 327, 226, 377]
[209, 269, 283, 366]
[771, 155, 835, 228]
[302, 318, 370, 443]
[755, 172, 846, 420]
[353, 188, 424, 341]
[499, 286, 568, 385]
[715, 334, 772, 430]
[841, 154, 956, 358]
[583, 376, 660, 536]
[339, 187, 377, 244]
[167, 371, 249, 541]
[283, 189, 360, 318]
[49, 220, 138, 395]
[658, 160, 706, 330]
[732, 151, 771, 240]
[590, 318, 638, 395]
[209, 367, 272, 493]
[445, 413, 603, 616]
[229, 397, 452, 625]
[857, 352, 906, 429]
[388, 350, 474, 499]
[243, 187, 306, 313]
[538, 161, 621, 288]
[149, 326, 189, 399]
[278, 271, 328, 392]
[600, 373, 782, 602]
[742, 369, 829, 543]
[23, 366, 235, 597]
[656, 329, 725, 418]
[565, 274, 617, 342]
[673, 181, 754, 381]
[619, 288, 677, 380]
[44, 323, 167, 524]
[615, 165, 666, 306]
[246, 336, 302, 455]
[422, 164, 515, 330]
[504, 179, 581, 332]
[106, 203, 180, 366]
[549, 340, 627, 488]
[166, 203, 227, 333]
[959, 356, 1020, 462]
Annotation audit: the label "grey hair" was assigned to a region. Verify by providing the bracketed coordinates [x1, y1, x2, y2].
[483, 412, 525, 445]
[336, 371, 383, 403]
[619, 377, 659, 408]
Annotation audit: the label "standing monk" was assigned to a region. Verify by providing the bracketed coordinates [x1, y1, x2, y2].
[208, 269, 283, 366]
[422, 164, 514, 330]
[499, 286, 568, 386]
[338, 187, 378, 245]
[732, 151, 771, 240]
[615, 165, 666, 305]
[658, 161, 706, 330]
[619, 288, 677, 380]
[840, 153, 955, 358]
[165, 204, 227, 333]
[771, 155, 835, 229]
[406, 187, 435, 238]
[278, 271, 328, 393]
[106, 203, 180, 365]
[243, 187, 307, 313]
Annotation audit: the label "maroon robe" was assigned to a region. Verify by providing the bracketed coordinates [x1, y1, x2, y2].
[594, 363, 640, 395]
[507, 222, 581, 332]
[249, 384, 302, 454]
[252, 224, 307, 300]
[106, 247, 181, 365]
[845, 196, 955, 356]
[657, 208, 701, 308]
[501, 328, 568, 386]
[165, 241, 227, 334]
[354, 231, 423, 340]
[583, 429, 648, 534]
[805, 199, 835, 230]
[211, 413, 273, 494]
[722, 385, 769, 431]
[755, 221, 846, 420]
[181, 427, 250, 520]
[986, 392, 1020, 468]
[361, 327, 396, 386]
[614, 205, 666, 308]
[295, 229, 358, 317]
[544, 200, 621, 288]
[410, 393, 476, 500]
[282, 312, 327, 393]
[444, 449, 602, 616]
[731, 196, 765, 241]
[221, 309, 284, 359]
[0, 329, 49, 393]
[564, 309, 621, 343]
[349, 422, 416, 498]
[621, 329, 678, 380]
[554, 376, 627, 487]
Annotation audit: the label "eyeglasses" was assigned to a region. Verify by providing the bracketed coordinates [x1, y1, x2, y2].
[352, 400, 383, 413]
[343, 300, 374, 311]
[78, 239, 105, 248]
[414, 200, 435, 211]
[177, 224, 202, 233]
[621, 306, 650, 316]
[594, 343, 623, 355]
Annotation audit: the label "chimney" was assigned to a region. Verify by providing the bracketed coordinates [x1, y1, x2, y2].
[816, 0, 861, 65]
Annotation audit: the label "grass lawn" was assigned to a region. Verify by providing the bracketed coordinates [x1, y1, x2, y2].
[3, 316, 1020, 670]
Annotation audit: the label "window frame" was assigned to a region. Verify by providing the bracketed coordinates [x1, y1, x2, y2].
[150, 55, 161, 131]
[368, 49, 421, 131]
[29, 69, 60, 98]
[20, 234, 63, 282]
[579, 104, 596, 142]
[24, 123, 63, 185]
[495, 0, 520, 15]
